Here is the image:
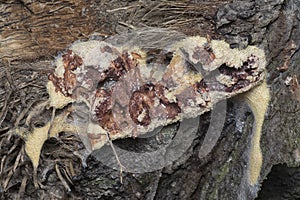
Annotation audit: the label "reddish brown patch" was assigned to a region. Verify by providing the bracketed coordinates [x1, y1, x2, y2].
[129, 91, 152, 126]
[62, 50, 83, 70]
[165, 103, 182, 119]
[193, 80, 209, 94]
[129, 84, 155, 126]
[97, 52, 138, 88]
[154, 84, 169, 104]
[218, 57, 258, 92]
[193, 80, 211, 106]
[94, 89, 120, 134]
[193, 56, 262, 94]
[49, 50, 83, 96]
[48, 74, 64, 94]
[93, 51, 140, 134]
[131, 52, 142, 60]
[129, 83, 181, 126]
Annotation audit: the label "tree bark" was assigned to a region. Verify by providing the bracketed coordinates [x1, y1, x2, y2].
[0, 0, 300, 199]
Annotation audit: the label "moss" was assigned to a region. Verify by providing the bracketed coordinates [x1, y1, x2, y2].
[208, 162, 230, 199]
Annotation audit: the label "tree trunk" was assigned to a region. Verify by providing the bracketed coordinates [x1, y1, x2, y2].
[0, 0, 300, 199]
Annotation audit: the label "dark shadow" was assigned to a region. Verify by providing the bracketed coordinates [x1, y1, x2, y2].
[256, 164, 300, 200]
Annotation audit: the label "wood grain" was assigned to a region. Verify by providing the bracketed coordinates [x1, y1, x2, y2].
[0, 1, 95, 61]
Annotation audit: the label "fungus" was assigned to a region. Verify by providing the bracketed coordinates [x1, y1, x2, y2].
[15, 31, 269, 187]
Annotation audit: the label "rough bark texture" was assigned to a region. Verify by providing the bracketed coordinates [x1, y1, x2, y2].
[0, 0, 300, 199]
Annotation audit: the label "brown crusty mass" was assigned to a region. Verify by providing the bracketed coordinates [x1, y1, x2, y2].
[48, 36, 266, 151]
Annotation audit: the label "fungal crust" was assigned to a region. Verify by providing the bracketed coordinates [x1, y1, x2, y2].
[16, 33, 268, 176]
[242, 80, 270, 186]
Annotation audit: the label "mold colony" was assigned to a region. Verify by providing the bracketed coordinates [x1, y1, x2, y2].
[48, 38, 266, 145]
[15, 34, 269, 187]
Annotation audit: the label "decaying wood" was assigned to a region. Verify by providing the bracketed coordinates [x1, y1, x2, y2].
[0, 0, 95, 61]
[0, 0, 226, 62]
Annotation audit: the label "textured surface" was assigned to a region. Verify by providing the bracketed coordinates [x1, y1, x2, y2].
[46, 35, 266, 153]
